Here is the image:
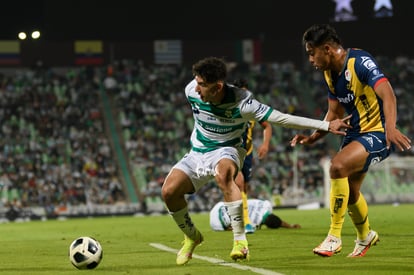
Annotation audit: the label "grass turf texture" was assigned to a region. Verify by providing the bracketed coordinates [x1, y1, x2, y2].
[1, 204, 413, 275]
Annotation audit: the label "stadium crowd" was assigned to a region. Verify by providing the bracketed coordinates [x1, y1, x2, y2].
[0, 55, 413, 217]
[0, 66, 125, 217]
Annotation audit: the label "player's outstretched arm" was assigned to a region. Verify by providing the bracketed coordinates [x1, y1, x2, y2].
[281, 220, 301, 229]
[267, 109, 351, 137]
[290, 115, 352, 147]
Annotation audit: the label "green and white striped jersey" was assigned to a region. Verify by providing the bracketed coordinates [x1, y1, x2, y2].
[185, 79, 273, 153]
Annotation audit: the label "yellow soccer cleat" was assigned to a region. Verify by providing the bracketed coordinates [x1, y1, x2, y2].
[176, 231, 203, 265]
[230, 240, 249, 261]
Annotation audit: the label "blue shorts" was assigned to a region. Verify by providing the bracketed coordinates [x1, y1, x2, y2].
[341, 131, 393, 173]
[241, 153, 253, 182]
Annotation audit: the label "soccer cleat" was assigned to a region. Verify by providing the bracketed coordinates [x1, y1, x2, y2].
[245, 223, 255, 234]
[176, 231, 204, 265]
[313, 235, 342, 257]
[230, 240, 249, 261]
[347, 230, 379, 258]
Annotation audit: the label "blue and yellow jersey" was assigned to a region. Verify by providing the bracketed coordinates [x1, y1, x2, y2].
[324, 48, 388, 134]
[242, 120, 255, 156]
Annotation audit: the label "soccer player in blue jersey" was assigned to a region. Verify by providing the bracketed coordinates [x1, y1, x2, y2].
[162, 56, 351, 265]
[290, 24, 412, 257]
[237, 119, 272, 234]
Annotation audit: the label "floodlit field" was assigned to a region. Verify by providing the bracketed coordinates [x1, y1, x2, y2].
[1, 204, 413, 275]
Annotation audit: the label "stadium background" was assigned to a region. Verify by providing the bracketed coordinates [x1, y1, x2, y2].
[0, 0, 413, 221]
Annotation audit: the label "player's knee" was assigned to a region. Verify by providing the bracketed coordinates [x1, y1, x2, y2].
[329, 160, 348, 178]
[161, 180, 181, 202]
[160, 183, 172, 202]
[215, 169, 235, 186]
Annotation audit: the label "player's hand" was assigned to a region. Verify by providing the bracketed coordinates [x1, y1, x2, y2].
[257, 144, 269, 159]
[386, 127, 412, 151]
[328, 114, 352, 136]
[290, 134, 312, 146]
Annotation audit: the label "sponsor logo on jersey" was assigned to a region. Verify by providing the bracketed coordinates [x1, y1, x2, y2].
[337, 93, 355, 104]
[345, 69, 351, 81]
[203, 125, 233, 133]
[219, 118, 235, 123]
[361, 56, 377, 70]
[371, 68, 384, 81]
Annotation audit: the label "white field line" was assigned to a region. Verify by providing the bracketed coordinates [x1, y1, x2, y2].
[150, 243, 285, 275]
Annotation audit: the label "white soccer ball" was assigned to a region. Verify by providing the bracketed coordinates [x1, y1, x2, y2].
[69, 236, 103, 269]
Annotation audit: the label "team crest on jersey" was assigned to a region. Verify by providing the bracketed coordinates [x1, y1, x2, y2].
[225, 110, 232, 118]
[344, 69, 351, 81]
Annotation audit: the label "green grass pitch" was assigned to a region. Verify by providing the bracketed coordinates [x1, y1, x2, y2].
[1, 203, 413, 275]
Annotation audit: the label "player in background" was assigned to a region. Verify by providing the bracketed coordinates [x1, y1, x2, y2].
[233, 79, 272, 234]
[290, 24, 412, 257]
[210, 198, 301, 231]
[162, 56, 351, 265]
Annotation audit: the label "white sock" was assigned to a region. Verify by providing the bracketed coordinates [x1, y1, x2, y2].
[224, 200, 246, 241]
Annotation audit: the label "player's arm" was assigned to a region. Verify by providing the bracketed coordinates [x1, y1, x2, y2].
[307, 99, 345, 142]
[281, 220, 302, 229]
[374, 80, 411, 151]
[257, 121, 272, 159]
[290, 99, 347, 146]
[266, 107, 350, 135]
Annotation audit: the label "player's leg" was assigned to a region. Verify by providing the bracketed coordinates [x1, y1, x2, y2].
[314, 141, 367, 257]
[313, 177, 348, 256]
[347, 179, 379, 257]
[214, 150, 249, 261]
[235, 171, 255, 234]
[239, 154, 255, 233]
[162, 153, 204, 265]
[346, 132, 389, 257]
[348, 173, 372, 240]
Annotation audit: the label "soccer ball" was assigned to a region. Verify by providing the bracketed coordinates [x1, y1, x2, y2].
[69, 236, 103, 269]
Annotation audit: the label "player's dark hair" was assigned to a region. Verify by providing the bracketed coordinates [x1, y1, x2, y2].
[192, 57, 227, 84]
[302, 24, 342, 48]
[264, 214, 282, 229]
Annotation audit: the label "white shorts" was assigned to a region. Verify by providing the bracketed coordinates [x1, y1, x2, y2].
[173, 147, 246, 192]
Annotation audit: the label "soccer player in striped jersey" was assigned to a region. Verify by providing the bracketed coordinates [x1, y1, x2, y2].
[162, 56, 351, 265]
[291, 24, 412, 258]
